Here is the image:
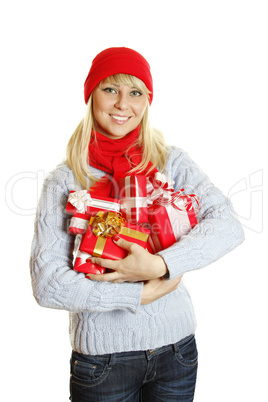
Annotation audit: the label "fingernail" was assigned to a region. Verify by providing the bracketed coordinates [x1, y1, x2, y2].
[113, 235, 120, 241]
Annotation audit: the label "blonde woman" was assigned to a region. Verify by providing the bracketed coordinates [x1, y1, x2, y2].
[30, 47, 244, 401]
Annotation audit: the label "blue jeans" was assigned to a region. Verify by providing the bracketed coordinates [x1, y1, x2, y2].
[70, 334, 198, 401]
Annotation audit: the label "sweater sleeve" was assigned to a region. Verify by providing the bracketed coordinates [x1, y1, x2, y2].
[30, 165, 143, 313]
[157, 148, 245, 279]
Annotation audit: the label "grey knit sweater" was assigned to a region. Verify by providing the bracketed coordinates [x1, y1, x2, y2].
[30, 146, 244, 355]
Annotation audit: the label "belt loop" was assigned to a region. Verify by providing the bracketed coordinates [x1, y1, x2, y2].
[108, 353, 116, 366]
[173, 341, 179, 354]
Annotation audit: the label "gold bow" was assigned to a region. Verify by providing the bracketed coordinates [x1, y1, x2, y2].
[91, 211, 126, 238]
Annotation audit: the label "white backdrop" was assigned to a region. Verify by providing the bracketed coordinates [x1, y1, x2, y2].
[1, 1, 267, 401]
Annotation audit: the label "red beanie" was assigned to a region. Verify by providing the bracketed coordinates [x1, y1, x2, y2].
[84, 47, 153, 105]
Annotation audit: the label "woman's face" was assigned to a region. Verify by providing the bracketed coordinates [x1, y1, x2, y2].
[92, 79, 148, 139]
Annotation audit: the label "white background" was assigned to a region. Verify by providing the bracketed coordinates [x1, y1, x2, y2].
[1, 1, 267, 401]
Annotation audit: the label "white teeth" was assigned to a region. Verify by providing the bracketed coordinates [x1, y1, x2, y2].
[111, 115, 129, 121]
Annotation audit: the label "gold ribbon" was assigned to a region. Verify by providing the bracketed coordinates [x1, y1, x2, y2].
[90, 212, 125, 257]
[93, 236, 107, 257]
[120, 226, 149, 242]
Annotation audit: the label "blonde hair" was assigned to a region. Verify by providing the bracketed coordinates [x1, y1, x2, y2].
[66, 74, 168, 189]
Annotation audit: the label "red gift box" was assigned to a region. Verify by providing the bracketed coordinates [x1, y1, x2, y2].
[72, 234, 105, 274]
[119, 175, 148, 223]
[148, 192, 199, 253]
[72, 211, 150, 276]
[73, 250, 105, 275]
[77, 212, 150, 275]
[68, 212, 90, 235]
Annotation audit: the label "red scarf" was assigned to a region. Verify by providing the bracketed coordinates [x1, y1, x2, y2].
[88, 126, 158, 197]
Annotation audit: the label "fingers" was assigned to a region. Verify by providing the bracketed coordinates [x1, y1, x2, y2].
[86, 257, 126, 282]
[87, 271, 122, 282]
[86, 239, 154, 283]
[141, 275, 182, 304]
[113, 236, 139, 252]
[87, 256, 116, 269]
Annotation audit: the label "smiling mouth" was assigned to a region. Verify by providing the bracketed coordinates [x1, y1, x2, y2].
[110, 115, 131, 122]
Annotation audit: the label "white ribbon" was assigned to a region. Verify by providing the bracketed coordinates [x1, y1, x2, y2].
[68, 190, 121, 214]
[120, 197, 148, 210]
[147, 173, 175, 205]
[151, 172, 175, 189]
[76, 250, 92, 262]
[70, 216, 89, 231]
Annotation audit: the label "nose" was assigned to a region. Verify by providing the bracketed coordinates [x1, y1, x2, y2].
[115, 93, 129, 110]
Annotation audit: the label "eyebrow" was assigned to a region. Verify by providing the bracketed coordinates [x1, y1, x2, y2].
[102, 82, 137, 89]
[101, 81, 119, 87]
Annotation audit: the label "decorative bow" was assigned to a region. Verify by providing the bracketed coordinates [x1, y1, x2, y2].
[155, 190, 200, 215]
[91, 211, 126, 238]
[147, 172, 175, 205]
[67, 190, 92, 214]
[147, 173, 200, 215]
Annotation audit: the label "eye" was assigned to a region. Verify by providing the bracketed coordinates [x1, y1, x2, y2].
[130, 89, 143, 97]
[103, 87, 117, 94]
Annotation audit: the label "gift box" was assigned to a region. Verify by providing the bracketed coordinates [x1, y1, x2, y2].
[74, 250, 106, 275]
[68, 212, 91, 235]
[66, 190, 120, 236]
[72, 234, 105, 275]
[119, 175, 148, 223]
[80, 211, 150, 263]
[148, 191, 199, 253]
[66, 190, 120, 215]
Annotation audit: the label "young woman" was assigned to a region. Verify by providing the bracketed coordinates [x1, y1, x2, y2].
[30, 47, 244, 401]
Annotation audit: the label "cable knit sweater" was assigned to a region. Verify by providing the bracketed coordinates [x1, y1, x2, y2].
[30, 146, 244, 355]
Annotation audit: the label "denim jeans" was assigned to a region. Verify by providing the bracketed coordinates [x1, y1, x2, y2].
[70, 334, 198, 401]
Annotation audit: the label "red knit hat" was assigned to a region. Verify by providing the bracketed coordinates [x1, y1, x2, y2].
[84, 47, 153, 105]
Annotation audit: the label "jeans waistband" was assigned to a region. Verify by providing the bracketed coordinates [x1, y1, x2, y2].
[78, 334, 195, 364]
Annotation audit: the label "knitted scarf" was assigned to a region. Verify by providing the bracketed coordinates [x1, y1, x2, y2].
[88, 126, 158, 198]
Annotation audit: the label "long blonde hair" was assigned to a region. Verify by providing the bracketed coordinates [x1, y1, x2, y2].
[66, 74, 168, 189]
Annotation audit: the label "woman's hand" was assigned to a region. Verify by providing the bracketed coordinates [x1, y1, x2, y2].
[86, 237, 168, 283]
[141, 276, 183, 305]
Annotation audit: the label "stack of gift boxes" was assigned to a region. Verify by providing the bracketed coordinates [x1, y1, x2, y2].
[66, 173, 199, 277]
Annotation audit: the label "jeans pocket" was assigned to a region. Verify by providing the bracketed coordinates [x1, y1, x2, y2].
[175, 335, 198, 367]
[70, 353, 111, 388]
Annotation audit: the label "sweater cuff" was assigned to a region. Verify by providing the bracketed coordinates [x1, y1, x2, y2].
[97, 281, 143, 313]
[157, 247, 191, 280]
